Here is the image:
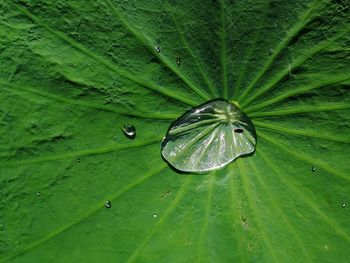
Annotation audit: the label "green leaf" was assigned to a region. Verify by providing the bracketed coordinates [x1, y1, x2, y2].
[0, 0, 349, 262]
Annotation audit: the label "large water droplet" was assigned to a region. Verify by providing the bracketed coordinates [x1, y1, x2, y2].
[311, 165, 316, 172]
[105, 200, 112, 208]
[161, 99, 257, 173]
[122, 124, 136, 139]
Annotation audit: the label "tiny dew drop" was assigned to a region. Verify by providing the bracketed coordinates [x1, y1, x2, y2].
[122, 124, 136, 139]
[311, 165, 316, 172]
[155, 45, 161, 53]
[105, 200, 112, 209]
[77, 158, 81, 163]
[176, 57, 181, 66]
[153, 214, 158, 218]
[36, 192, 41, 197]
[342, 202, 346, 208]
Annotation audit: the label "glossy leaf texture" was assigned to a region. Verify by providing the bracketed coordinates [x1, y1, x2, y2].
[0, 0, 349, 262]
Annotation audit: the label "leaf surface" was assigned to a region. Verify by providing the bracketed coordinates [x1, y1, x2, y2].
[0, 0, 349, 262]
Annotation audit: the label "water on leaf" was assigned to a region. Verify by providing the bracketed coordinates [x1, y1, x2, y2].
[77, 158, 80, 163]
[122, 124, 136, 139]
[36, 192, 41, 197]
[161, 99, 257, 173]
[342, 203, 346, 208]
[105, 200, 112, 209]
[155, 45, 161, 53]
[312, 165, 316, 172]
[176, 57, 181, 65]
[153, 214, 158, 218]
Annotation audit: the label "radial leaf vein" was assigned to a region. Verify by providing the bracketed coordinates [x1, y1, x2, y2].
[196, 173, 215, 262]
[164, 0, 218, 97]
[253, 120, 350, 143]
[104, 0, 211, 102]
[259, 151, 350, 242]
[247, 159, 313, 261]
[237, 161, 279, 262]
[6, 1, 198, 106]
[0, 163, 168, 263]
[228, 165, 244, 262]
[233, 0, 270, 99]
[249, 103, 350, 118]
[258, 131, 350, 181]
[2, 137, 162, 167]
[127, 176, 192, 263]
[245, 74, 350, 113]
[238, 0, 326, 102]
[240, 26, 350, 108]
[0, 80, 180, 120]
[219, 0, 228, 99]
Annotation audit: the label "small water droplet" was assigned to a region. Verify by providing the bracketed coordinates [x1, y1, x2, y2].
[36, 192, 41, 197]
[234, 128, 244, 133]
[176, 57, 181, 65]
[105, 200, 112, 208]
[342, 202, 346, 208]
[155, 45, 161, 53]
[153, 214, 158, 218]
[122, 124, 136, 139]
[77, 158, 81, 163]
[311, 165, 316, 172]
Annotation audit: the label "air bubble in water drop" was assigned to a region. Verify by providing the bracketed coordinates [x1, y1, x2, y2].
[105, 200, 112, 209]
[122, 124, 136, 139]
